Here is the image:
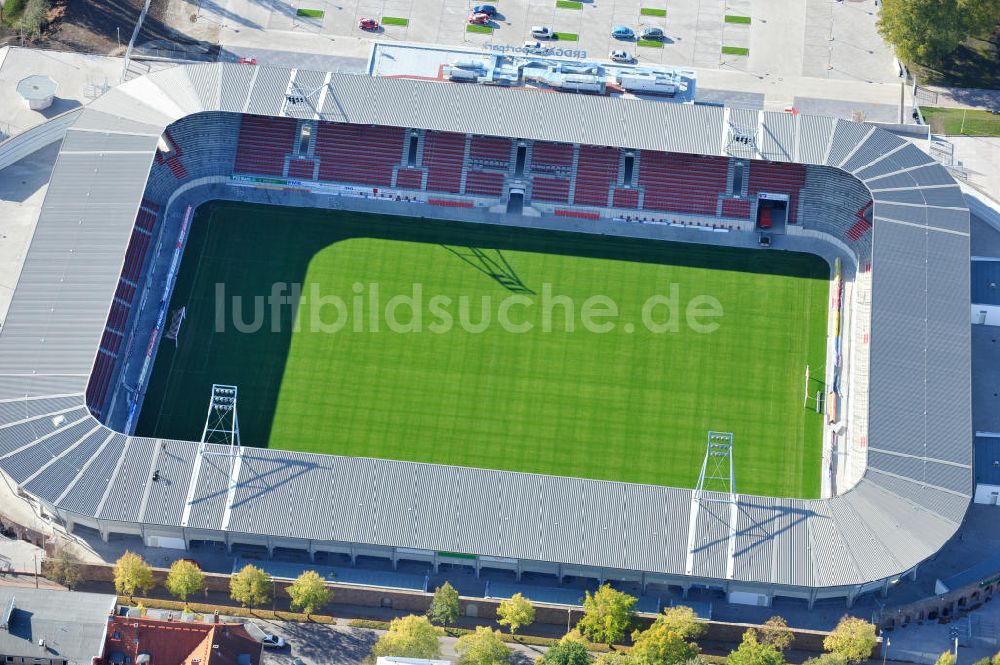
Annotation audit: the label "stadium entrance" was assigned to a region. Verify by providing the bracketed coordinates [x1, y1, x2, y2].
[756, 192, 790, 232]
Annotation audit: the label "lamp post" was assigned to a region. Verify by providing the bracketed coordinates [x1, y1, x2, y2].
[882, 638, 890, 665]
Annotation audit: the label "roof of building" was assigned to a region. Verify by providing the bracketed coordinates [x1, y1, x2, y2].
[975, 437, 1000, 486]
[101, 617, 260, 665]
[0, 587, 116, 664]
[972, 260, 1000, 305]
[15, 74, 57, 100]
[0, 63, 972, 592]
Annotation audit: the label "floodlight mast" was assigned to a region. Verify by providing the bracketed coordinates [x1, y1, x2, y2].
[694, 431, 735, 501]
[200, 384, 241, 455]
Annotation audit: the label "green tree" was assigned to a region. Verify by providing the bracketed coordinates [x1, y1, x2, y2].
[456, 626, 512, 665]
[751, 617, 794, 652]
[596, 653, 636, 665]
[802, 655, 846, 665]
[629, 606, 703, 665]
[538, 635, 592, 665]
[427, 581, 461, 626]
[19, 0, 48, 38]
[876, 0, 1000, 64]
[497, 593, 536, 636]
[42, 546, 83, 590]
[935, 653, 956, 665]
[165, 559, 205, 603]
[970, 652, 1000, 665]
[286, 570, 331, 617]
[371, 614, 443, 660]
[229, 564, 272, 611]
[823, 617, 878, 665]
[727, 631, 785, 665]
[113, 551, 154, 601]
[577, 584, 637, 646]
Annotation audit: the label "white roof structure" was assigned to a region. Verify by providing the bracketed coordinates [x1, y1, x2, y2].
[0, 64, 972, 598]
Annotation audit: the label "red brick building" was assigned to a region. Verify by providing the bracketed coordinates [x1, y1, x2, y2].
[98, 616, 262, 665]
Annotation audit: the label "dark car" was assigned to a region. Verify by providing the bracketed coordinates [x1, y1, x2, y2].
[473, 4, 497, 15]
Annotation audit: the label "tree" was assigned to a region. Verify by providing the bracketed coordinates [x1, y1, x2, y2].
[229, 564, 272, 611]
[577, 584, 637, 646]
[971, 652, 1000, 665]
[802, 655, 846, 665]
[823, 617, 878, 665]
[165, 559, 205, 603]
[935, 652, 956, 665]
[538, 635, 592, 665]
[113, 551, 154, 601]
[876, 0, 1000, 65]
[629, 606, 703, 665]
[727, 631, 785, 665]
[497, 593, 536, 636]
[456, 626, 512, 665]
[371, 615, 443, 660]
[751, 617, 794, 652]
[596, 653, 636, 665]
[427, 581, 461, 626]
[19, 0, 48, 38]
[42, 546, 83, 589]
[286, 570, 331, 617]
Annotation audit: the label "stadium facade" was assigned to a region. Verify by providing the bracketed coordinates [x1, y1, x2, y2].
[0, 63, 971, 607]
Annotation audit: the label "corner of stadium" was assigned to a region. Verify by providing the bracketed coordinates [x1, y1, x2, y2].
[0, 61, 972, 609]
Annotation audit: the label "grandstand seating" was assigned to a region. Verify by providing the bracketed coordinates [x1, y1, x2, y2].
[530, 176, 571, 203]
[800, 165, 874, 264]
[638, 152, 728, 216]
[721, 198, 751, 219]
[395, 168, 424, 190]
[847, 201, 874, 241]
[154, 132, 188, 180]
[234, 115, 298, 176]
[611, 187, 640, 209]
[423, 131, 466, 193]
[747, 160, 806, 222]
[315, 122, 405, 186]
[469, 135, 513, 170]
[465, 170, 506, 197]
[529, 141, 574, 172]
[574, 146, 619, 207]
[287, 158, 316, 180]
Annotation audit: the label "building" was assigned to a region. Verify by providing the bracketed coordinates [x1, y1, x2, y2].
[98, 616, 261, 665]
[971, 259, 1000, 325]
[0, 588, 116, 665]
[974, 436, 1000, 505]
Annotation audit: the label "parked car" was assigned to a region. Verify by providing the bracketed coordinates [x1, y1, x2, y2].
[237, 56, 257, 65]
[531, 25, 554, 39]
[523, 40, 545, 53]
[357, 17, 380, 30]
[261, 634, 286, 649]
[473, 4, 497, 16]
[468, 12, 490, 24]
[640, 26, 664, 39]
[611, 25, 635, 39]
[609, 49, 634, 63]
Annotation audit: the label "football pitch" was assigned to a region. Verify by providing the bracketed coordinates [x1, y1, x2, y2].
[137, 201, 829, 498]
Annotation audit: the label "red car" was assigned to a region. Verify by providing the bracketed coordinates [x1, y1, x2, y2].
[467, 12, 490, 24]
[358, 17, 379, 30]
[238, 56, 257, 65]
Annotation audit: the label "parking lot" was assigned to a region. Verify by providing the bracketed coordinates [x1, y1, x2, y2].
[212, 0, 898, 83]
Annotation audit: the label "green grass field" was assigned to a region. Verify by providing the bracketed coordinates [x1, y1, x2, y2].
[920, 106, 1000, 136]
[137, 201, 828, 497]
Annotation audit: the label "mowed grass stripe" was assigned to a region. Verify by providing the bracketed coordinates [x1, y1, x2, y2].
[137, 202, 828, 498]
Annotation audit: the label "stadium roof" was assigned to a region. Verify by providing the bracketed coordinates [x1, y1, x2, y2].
[0, 63, 972, 593]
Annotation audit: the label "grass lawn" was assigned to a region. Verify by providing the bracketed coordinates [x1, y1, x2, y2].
[556, 0, 583, 8]
[466, 23, 493, 33]
[906, 35, 1000, 89]
[725, 14, 751, 24]
[381, 16, 409, 25]
[295, 7, 324, 17]
[137, 201, 828, 498]
[637, 39, 664, 48]
[553, 32, 578, 41]
[722, 45, 749, 56]
[640, 7, 666, 17]
[920, 106, 1000, 136]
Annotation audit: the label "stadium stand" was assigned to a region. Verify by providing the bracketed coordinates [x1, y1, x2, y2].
[465, 170, 506, 197]
[395, 167, 425, 190]
[639, 152, 728, 216]
[531, 176, 571, 203]
[315, 122, 406, 186]
[611, 187, 640, 209]
[234, 114, 298, 176]
[721, 198, 752, 219]
[528, 141, 574, 203]
[573, 145, 619, 207]
[469, 135, 513, 170]
[800, 165, 875, 265]
[154, 131, 188, 180]
[747, 160, 807, 223]
[287, 158, 316, 180]
[422, 131, 466, 193]
[847, 201, 874, 241]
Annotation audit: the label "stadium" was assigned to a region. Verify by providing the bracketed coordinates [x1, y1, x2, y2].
[0, 62, 972, 608]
